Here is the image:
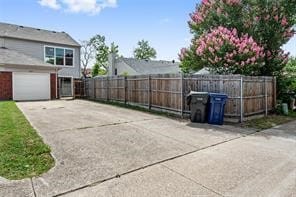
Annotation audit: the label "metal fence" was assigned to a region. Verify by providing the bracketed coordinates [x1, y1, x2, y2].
[83, 74, 276, 122]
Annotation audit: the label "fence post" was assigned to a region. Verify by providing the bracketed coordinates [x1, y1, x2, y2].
[273, 77, 277, 109]
[264, 77, 268, 117]
[73, 79, 76, 99]
[181, 73, 184, 118]
[93, 78, 96, 100]
[124, 76, 127, 104]
[83, 79, 85, 98]
[148, 75, 151, 110]
[83, 80, 85, 98]
[240, 76, 244, 123]
[106, 77, 110, 101]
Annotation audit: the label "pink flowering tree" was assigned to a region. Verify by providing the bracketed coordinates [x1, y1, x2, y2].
[194, 26, 265, 75]
[190, 0, 246, 36]
[180, 0, 296, 76]
[246, 0, 295, 76]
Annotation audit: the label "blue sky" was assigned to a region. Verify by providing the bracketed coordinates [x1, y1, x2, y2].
[0, 0, 295, 64]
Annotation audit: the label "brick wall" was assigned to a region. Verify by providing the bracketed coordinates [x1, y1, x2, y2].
[0, 72, 12, 100]
[50, 73, 57, 99]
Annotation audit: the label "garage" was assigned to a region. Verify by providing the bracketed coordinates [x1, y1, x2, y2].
[13, 72, 51, 101]
[0, 47, 60, 101]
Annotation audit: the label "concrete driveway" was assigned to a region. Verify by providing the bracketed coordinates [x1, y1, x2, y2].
[1, 100, 295, 197]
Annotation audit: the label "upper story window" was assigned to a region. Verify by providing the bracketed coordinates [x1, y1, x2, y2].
[45, 46, 74, 66]
[65, 49, 73, 66]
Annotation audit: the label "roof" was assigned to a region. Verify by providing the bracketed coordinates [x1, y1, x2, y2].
[0, 22, 80, 47]
[194, 67, 211, 75]
[121, 58, 181, 75]
[0, 47, 61, 69]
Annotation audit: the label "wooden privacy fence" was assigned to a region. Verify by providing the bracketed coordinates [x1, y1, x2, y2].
[84, 74, 276, 122]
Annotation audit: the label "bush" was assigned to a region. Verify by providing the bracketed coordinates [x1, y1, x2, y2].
[277, 57, 296, 104]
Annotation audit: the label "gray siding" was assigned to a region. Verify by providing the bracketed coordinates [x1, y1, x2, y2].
[2, 37, 81, 78]
[0, 38, 4, 47]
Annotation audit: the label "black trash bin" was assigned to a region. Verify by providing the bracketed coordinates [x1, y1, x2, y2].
[186, 91, 209, 123]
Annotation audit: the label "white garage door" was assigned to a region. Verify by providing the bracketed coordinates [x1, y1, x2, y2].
[13, 72, 50, 101]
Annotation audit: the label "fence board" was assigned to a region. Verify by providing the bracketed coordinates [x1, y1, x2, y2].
[83, 74, 276, 122]
[74, 79, 85, 98]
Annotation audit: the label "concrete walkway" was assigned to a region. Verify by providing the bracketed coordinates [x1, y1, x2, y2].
[1, 100, 295, 197]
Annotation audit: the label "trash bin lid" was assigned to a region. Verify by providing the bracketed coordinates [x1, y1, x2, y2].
[188, 91, 208, 96]
[208, 93, 228, 98]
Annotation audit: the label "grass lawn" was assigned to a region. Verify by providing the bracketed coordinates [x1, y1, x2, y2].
[0, 101, 54, 180]
[242, 111, 296, 131]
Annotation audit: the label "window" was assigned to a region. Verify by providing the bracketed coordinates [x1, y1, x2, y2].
[45, 47, 54, 65]
[44, 46, 74, 66]
[65, 49, 73, 66]
[55, 48, 64, 65]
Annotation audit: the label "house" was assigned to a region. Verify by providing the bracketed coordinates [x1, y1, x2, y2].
[194, 67, 211, 75]
[108, 54, 181, 76]
[0, 22, 81, 101]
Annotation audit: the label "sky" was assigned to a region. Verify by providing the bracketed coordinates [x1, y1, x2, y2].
[0, 0, 295, 65]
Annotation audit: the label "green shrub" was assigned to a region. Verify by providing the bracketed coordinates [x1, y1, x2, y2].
[278, 57, 296, 103]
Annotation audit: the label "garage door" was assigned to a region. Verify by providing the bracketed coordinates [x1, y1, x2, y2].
[13, 72, 50, 101]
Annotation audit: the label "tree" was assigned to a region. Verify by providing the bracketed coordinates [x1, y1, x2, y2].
[189, 26, 265, 75]
[278, 57, 296, 103]
[110, 42, 119, 57]
[80, 40, 95, 78]
[180, 0, 296, 76]
[133, 40, 157, 60]
[285, 57, 296, 76]
[90, 35, 119, 76]
[91, 63, 100, 77]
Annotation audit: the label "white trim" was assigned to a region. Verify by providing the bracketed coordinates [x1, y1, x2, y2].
[1, 67, 56, 73]
[55, 70, 58, 99]
[44, 45, 75, 67]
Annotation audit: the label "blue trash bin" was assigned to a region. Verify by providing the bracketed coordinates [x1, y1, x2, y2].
[208, 93, 228, 125]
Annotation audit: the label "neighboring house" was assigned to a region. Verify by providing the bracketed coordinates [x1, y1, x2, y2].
[0, 22, 81, 101]
[108, 54, 181, 76]
[193, 67, 211, 75]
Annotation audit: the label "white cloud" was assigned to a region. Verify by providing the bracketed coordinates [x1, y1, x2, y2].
[38, 0, 117, 14]
[106, 0, 117, 7]
[38, 0, 61, 10]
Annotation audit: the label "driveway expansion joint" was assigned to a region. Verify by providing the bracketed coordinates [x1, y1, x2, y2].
[161, 164, 225, 197]
[16, 101, 296, 197]
[51, 117, 163, 133]
[53, 132, 250, 197]
[30, 178, 37, 197]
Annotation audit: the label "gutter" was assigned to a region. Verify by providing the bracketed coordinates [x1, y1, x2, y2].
[2, 63, 63, 70]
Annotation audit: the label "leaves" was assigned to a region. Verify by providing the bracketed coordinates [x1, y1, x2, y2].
[90, 35, 119, 76]
[133, 40, 157, 60]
